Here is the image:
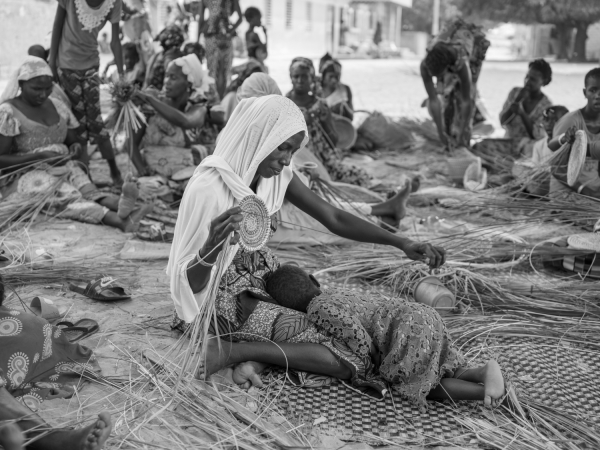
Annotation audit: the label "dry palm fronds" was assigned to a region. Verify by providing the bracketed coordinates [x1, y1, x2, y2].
[106, 79, 146, 136]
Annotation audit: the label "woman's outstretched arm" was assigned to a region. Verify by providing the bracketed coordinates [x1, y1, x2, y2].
[137, 91, 207, 129]
[285, 173, 446, 268]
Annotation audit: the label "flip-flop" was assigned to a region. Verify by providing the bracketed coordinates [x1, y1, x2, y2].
[69, 276, 131, 301]
[30, 297, 65, 323]
[56, 319, 99, 343]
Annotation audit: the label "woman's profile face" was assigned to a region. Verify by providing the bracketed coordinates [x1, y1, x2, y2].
[290, 66, 312, 95]
[20, 76, 53, 107]
[256, 131, 305, 178]
[164, 64, 189, 99]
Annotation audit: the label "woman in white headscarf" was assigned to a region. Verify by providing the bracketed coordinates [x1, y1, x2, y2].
[169, 95, 447, 396]
[131, 54, 222, 176]
[0, 56, 152, 231]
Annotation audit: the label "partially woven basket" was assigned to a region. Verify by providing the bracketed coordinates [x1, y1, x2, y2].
[567, 130, 588, 186]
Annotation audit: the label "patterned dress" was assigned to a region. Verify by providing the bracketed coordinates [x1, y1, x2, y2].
[307, 289, 465, 407]
[427, 19, 490, 146]
[0, 306, 100, 411]
[500, 87, 552, 157]
[172, 247, 387, 398]
[203, 0, 234, 96]
[287, 93, 370, 187]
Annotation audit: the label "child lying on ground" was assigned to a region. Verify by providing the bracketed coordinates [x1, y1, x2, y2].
[262, 264, 506, 407]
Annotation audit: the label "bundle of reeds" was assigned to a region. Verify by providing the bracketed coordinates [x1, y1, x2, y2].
[105, 79, 146, 136]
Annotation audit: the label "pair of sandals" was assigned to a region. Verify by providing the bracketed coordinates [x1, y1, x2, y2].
[30, 297, 99, 343]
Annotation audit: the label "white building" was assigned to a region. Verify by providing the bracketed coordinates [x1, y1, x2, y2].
[240, 0, 350, 59]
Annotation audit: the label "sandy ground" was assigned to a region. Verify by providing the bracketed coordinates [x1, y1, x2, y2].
[0, 56, 594, 448]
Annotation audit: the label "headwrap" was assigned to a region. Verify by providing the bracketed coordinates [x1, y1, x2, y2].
[320, 59, 342, 77]
[167, 95, 308, 322]
[0, 56, 53, 105]
[237, 73, 281, 101]
[289, 57, 315, 78]
[155, 25, 185, 51]
[168, 54, 214, 97]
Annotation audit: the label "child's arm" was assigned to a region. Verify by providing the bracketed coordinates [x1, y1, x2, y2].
[48, 3, 67, 81]
[307, 296, 373, 361]
[110, 22, 124, 76]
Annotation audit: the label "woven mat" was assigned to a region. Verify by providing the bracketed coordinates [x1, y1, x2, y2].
[261, 334, 600, 447]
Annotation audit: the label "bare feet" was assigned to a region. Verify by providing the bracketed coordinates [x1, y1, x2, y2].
[232, 361, 265, 389]
[378, 179, 412, 230]
[117, 173, 139, 219]
[123, 203, 154, 233]
[195, 336, 232, 380]
[481, 360, 505, 408]
[77, 412, 112, 450]
[0, 423, 24, 450]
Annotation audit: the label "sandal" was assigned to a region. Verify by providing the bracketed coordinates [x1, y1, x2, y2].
[69, 276, 131, 301]
[30, 297, 65, 323]
[56, 319, 99, 343]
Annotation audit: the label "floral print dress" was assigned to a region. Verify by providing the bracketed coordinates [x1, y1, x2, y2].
[287, 93, 370, 187]
[172, 247, 387, 398]
[307, 288, 465, 407]
[0, 306, 100, 411]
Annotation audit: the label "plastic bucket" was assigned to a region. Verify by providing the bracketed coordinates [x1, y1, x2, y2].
[413, 276, 456, 315]
[332, 114, 357, 150]
[446, 147, 478, 185]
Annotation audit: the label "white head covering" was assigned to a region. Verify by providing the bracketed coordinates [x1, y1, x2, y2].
[0, 56, 53, 104]
[167, 95, 308, 322]
[168, 54, 214, 97]
[237, 73, 282, 101]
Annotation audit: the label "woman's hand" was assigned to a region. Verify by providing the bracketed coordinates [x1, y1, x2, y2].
[35, 150, 63, 161]
[563, 125, 577, 145]
[201, 207, 244, 259]
[403, 240, 446, 269]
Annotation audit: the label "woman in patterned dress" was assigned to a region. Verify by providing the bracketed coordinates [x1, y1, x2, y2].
[0, 275, 100, 412]
[286, 57, 370, 187]
[169, 95, 451, 401]
[421, 19, 490, 149]
[198, 0, 243, 99]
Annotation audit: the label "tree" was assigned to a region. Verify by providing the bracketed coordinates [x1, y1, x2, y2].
[457, 0, 600, 61]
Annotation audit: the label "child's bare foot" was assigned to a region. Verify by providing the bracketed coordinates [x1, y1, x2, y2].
[123, 203, 154, 233]
[195, 337, 232, 380]
[118, 173, 138, 219]
[378, 179, 412, 230]
[232, 361, 265, 389]
[71, 412, 112, 450]
[410, 176, 421, 193]
[0, 423, 24, 450]
[481, 360, 505, 408]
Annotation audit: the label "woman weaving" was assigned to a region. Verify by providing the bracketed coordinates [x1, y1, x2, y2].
[0, 56, 151, 231]
[168, 95, 506, 407]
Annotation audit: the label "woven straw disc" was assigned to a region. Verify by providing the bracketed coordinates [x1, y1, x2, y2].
[567, 233, 600, 252]
[238, 195, 271, 251]
[17, 171, 56, 195]
[567, 130, 588, 186]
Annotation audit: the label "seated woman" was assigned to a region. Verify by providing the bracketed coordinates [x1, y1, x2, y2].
[500, 59, 553, 157]
[168, 95, 505, 408]
[220, 60, 266, 122]
[143, 25, 185, 91]
[319, 55, 353, 121]
[131, 54, 222, 177]
[0, 57, 151, 232]
[421, 19, 489, 149]
[0, 277, 112, 450]
[548, 68, 600, 201]
[287, 57, 369, 187]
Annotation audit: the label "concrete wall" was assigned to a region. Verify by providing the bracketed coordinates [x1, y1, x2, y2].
[587, 22, 600, 62]
[240, 0, 347, 59]
[0, 0, 56, 78]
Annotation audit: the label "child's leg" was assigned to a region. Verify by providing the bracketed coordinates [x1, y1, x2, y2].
[427, 360, 505, 408]
[81, 68, 122, 186]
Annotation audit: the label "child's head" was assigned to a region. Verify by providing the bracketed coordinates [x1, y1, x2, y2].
[244, 7, 262, 27]
[265, 264, 321, 313]
[28, 45, 48, 62]
[525, 59, 552, 93]
[584, 68, 600, 112]
[542, 105, 568, 138]
[183, 42, 205, 64]
[122, 42, 140, 71]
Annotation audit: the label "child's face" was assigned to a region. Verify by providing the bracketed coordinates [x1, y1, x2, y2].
[322, 71, 339, 90]
[250, 13, 262, 27]
[256, 48, 267, 63]
[124, 53, 138, 71]
[524, 68, 545, 93]
[584, 76, 600, 113]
